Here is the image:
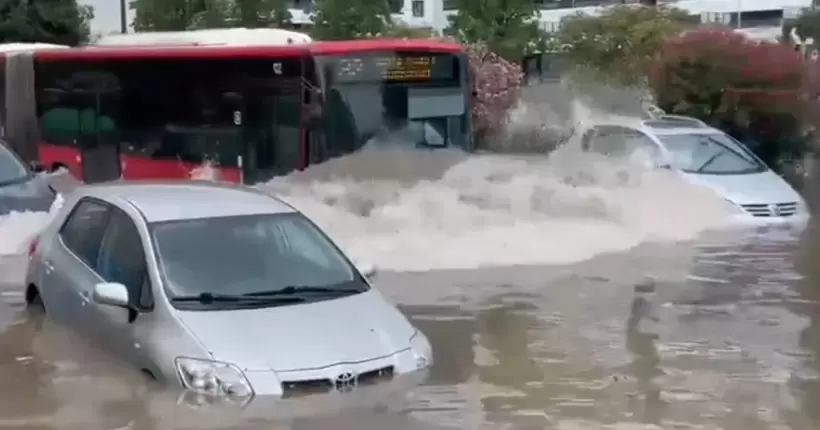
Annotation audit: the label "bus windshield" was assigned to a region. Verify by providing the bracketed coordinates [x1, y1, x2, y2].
[36, 55, 307, 183]
[313, 50, 469, 158]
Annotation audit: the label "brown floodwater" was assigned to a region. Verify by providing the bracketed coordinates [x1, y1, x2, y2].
[0, 224, 818, 429]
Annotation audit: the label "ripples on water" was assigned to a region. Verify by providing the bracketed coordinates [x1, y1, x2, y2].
[1, 230, 817, 429]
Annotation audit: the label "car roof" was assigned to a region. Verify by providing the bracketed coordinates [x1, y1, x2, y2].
[587, 118, 722, 136]
[650, 126, 722, 136]
[77, 180, 297, 223]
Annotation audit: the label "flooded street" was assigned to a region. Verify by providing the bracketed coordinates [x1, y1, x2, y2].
[0, 225, 818, 429]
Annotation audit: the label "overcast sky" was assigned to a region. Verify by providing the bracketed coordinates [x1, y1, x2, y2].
[81, 0, 136, 35]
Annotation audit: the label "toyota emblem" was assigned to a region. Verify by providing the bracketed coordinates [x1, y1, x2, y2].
[769, 204, 781, 216]
[334, 371, 358, 392]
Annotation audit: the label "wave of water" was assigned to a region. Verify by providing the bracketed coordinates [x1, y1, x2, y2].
[261, 146, 729, 272]
[0, 92, 732, 273]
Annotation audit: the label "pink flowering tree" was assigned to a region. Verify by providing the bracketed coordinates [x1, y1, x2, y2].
[461, 41, 525, 146]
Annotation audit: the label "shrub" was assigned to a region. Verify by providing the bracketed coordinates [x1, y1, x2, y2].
[558, 5, 690, 87]
[650, 27, 811, 167]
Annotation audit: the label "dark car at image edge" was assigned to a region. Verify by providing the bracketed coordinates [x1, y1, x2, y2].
[0, 139, 56, 216]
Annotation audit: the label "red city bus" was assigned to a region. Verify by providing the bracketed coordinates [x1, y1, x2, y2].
[0, 38, 471, 184]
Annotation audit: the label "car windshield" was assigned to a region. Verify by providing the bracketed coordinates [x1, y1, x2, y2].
[150, 213, 367, 304]
[0, 143, 29, 184]
[658, 133, 766, 175]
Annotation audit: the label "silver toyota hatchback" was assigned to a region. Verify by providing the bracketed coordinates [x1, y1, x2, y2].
[24, 181, 432, 401]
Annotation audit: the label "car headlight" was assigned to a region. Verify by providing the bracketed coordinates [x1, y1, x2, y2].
[175, 357, 253, 399]
[409, 331, 433, 370]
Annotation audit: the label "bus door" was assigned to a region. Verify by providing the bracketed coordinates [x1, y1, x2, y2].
[77, 92, 121, 183]
[239, 59, 304, 184]
[4, 52, 39, 164]
[68, 73, 122, 183]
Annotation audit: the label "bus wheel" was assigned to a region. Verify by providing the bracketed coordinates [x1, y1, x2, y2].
[49, 163, 67, 173]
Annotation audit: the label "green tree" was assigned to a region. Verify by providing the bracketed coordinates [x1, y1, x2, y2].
[446, 0, 543, 62]
[132, 0, 290, 32]
[311, 0, 391, 40]
[795, 8, 820, 42]
[230, 0, 291, 28]
[557, 5, 689, 86]
[186, 0, 232, 30]
[383, 21, 437, 38]
[131, 0, 211, 31]
[0, 0, 94, 46]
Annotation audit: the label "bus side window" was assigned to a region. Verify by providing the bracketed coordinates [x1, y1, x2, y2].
[39, 86, 82, 146]
[37, 63, 122, 148]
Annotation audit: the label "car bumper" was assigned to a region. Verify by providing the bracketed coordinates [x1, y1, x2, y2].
[728, 211, 810, 229]
[156, 368, 428, 425]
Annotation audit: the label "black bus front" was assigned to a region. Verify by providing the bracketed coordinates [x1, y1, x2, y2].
[308, 43, 472, 164]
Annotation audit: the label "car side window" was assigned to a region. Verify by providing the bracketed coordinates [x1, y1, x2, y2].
[621, 130, 662, 162]
[590, 127, 661, 160]
[589, 126, 629, 156]
[96, 209, 153, 310]
[59, 199, 110, 267]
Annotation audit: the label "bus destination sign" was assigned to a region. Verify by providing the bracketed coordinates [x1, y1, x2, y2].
[332, 54, 456, 83]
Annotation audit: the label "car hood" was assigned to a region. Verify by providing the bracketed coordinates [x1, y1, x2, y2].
[173, 289, 417, 372]
[679, 170, 803, 205]
[0, 175, 55, 215]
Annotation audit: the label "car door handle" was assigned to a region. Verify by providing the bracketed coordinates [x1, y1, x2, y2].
[79, 290, 90, 305]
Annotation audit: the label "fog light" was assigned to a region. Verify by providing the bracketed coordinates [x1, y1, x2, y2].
[415, 355, 429, 370]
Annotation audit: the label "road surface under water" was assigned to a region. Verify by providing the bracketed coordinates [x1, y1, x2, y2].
[0, 225, 818, 430]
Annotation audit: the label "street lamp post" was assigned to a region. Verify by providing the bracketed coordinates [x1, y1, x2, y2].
[120, 0, 128, 33]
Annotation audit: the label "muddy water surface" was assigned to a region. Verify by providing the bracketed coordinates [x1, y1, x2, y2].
[0, 226, 817, 429]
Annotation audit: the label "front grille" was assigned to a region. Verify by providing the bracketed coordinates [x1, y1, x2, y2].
[740, 202, 798, 217]
[281, 366, 395, 398]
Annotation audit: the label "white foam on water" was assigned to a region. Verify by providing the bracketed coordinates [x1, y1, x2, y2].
[0, 96, 732, 272]
[260, 144, 729, 272]
[0, 180, 65, 257]
[0, 211, 54, 256]
[260, 98, 731, 271]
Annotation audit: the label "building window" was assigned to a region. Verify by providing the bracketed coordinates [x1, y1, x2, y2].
[388, 0, 403, 14]
[412, 0, 424, 17]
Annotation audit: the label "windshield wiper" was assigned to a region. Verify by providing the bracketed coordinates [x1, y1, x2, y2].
[245, 285, 363, 297]
[170, 292, 306, 304]
[695, 150, 726, 173]
[695, 136, 757, 173]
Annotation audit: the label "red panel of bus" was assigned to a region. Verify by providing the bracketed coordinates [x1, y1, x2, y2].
[16, 38, 469, 185]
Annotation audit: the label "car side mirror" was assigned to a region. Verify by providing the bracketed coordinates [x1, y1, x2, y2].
[356, 261, 377, 280]
[29, 161, 44, 173]
[92, 282, 130, 308]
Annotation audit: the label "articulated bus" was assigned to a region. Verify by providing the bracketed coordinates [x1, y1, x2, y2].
[0, 29, 471, 184]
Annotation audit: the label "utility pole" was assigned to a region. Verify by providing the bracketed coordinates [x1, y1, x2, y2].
[120, 0, 128, 33]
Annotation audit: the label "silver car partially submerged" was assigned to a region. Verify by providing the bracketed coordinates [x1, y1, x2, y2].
[581, 115, 810, 226]
[24, 181, 432, 401]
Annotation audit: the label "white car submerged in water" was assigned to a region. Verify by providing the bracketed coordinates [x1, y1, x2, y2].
[581, 116, 809, 226]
